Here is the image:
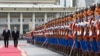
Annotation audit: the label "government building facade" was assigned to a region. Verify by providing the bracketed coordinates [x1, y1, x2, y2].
[0, 0, 75, 35]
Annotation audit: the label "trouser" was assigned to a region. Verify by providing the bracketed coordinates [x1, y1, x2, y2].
[32, 36, 34, 44]
[4, 37, 9, 47]
[13, 38, 18, 47]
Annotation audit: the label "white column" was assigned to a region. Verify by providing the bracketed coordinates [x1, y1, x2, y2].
[32, 13, 35, 30]
[56, 13, 59, 18]
[7, 12, 10, 30]
[44, 13, 47, 23]
[20, 12, 23, 34]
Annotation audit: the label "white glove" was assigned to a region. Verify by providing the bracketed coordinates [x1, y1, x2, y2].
[97, 30, 99, 35]
[79, 31, 82, 35]
[84, 31, 86, 36]
[77, 31, 80, 35]
[89, 30, 92, 36]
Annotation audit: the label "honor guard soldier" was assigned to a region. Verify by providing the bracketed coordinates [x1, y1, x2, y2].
[60, 17, 66, 53]
[50, 21, 53, 38]
[83, 8, 88, 22]
[95, 3, 100, 41]
[68, 14, 74, 39]
[63, 16, 70, 54]
[54, 19, 60, 50]
[95, 3, 100, 21]
[71, 12, 78, 56]
[56, 18, 61, 51]
[59, 18, 64, 52]
[76, 11, 83, 56]
[53, 19, 58, 50]
[67, 14, 75, 56]
[87, 5, 96, 25]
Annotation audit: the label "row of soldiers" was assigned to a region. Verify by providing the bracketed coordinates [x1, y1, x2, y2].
[32, 3, 100, 56]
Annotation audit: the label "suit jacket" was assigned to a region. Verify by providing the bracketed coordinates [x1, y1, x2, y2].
[2, 30, 10, 38]
[12, 30, 19, 39]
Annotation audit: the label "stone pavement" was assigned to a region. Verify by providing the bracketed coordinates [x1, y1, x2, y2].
[0, 40, 63, 56]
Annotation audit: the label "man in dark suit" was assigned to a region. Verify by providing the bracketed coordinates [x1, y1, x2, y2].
[12, 27, 19, 47]
[2, 26, 10, 48]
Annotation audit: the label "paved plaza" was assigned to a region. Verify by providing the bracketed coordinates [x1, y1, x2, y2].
[0, 40, 63, 56]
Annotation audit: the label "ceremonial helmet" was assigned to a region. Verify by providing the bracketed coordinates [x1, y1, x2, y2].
[83, 8, 88, 15]
[79, 9, 84, 17]
[89, 4, 96, 11]
[87, 4, 96, 16]
[96, 3, 100, 8]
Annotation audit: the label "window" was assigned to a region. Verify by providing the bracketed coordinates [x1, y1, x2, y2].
[42, 19, 44, 21]
[58, 0, 60, 5]
[18, 19, 20, 22]
[63, 8, 66, 10]
[35, 24, 38, 27]
[23, 19, 24, 22]
[73, 0, 76, 7]
[14, 8, 16, 10]
[39, 8, 41, 10]
[64, 0, 66, 7]
[35, 19, 37, 21]
[26, 8, 29, 10]
[39, 19, 41, 22]
[98, 0, 100, 2]
[10, 19, 12, 22]
[6, 19, 7, 22]
[1, 8, 3, 10]
[30, 19, 32, 22]
[85, 0, 94, 6]
[51, 8, 53, 10]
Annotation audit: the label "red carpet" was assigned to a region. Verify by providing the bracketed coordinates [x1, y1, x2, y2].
[0, 45, 26, 56]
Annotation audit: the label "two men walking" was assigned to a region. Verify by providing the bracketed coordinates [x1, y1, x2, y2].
[2, 26, 19, 48]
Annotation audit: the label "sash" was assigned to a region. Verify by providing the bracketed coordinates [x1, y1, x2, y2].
[95, 15, 100, 20]
[78, 18, 81, 22]
[88, 15, 93, 20]
[92, 32, 96, 38]
[83, 17, 87, 21]
[69, 30, 73, 38]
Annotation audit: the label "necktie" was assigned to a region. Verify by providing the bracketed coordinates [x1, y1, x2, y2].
[15, 30, 16, 33]
[6, 30, 8, 33]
